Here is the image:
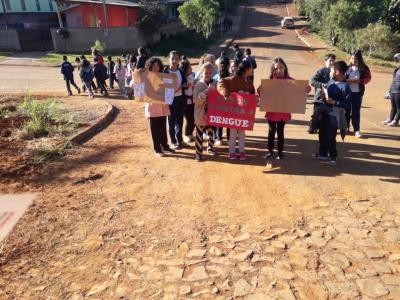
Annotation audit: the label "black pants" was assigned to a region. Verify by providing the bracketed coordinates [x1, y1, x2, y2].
[65, 77, 80, 94]
[390, 92, 400, 122]
[149, 117, 168, 153]
[318, 112, 337, 159]
[268, 120, 286, 154]
[168, 95, 185, 145]
[96, 78, 107, 95]
[309, 102, 322, 131]
[184, 103, 195, 137]
[83, 80, 97, 92]
[109, 73, 116, 89]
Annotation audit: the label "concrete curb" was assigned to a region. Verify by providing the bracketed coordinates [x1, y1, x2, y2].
[70, 101, 116, 145]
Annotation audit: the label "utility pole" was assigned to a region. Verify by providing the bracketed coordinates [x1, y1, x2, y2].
[55, 0, 63, 28]
[102, 0, 109, 36]
[1, 0, 9, 29]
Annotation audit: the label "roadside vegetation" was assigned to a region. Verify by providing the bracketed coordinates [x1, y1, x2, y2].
[296, 0, 400, 61]
[0, 52, 13, 61]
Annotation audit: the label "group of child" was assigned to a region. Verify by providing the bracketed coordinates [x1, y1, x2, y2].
[61, 44, 377, 166]
[60, 48, 149, 98]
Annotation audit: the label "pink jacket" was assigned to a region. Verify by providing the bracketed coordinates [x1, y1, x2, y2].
[264, 76, 293, 122]
[145, 103, 170, 118]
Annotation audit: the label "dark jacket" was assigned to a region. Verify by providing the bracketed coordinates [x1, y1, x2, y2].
[310, 67, 331, 103]
[93, 62, 107, 81]
[390, 67, 400, 94]
[80, 64, 94, 82]
[61, 61, 74, 80]
[327, 79, 352, 109]
[108, 60, 115, 75]
[163, 66, 187, 95]
[234, 50, 243, 64]
[244, 55, 257, 70]
[137, 56, 147, 69]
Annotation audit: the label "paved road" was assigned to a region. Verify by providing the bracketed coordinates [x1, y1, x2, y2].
[1, 0, 400, 299]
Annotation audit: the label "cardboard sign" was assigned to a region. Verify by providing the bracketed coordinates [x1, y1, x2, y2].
[133, 70, 177, 105]
[207, 90, 257, 130]
[0, 193, 35, 242]
[259, 79, 309, 114]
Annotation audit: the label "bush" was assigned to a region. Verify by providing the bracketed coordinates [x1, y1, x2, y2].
[92, 39, 106, 53]
[136, 0, 167, 33]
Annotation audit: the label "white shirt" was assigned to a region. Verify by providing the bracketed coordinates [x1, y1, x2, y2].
[169, 68, 182, 97]
[185, 73, 194, 97]
[347, 66, 360, 93]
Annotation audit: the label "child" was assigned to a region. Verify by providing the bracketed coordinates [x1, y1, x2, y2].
[313, 61, 352, 165]
[180, 59, 195, 143]
[193, 62, 217, 161]
[262, 58, 310, 160]
[61, 55, 80, 96]
[79, 59, 94, 98]
[144, 57, 175, 157]
[164, 51, 187, 149]
[114, 58, 126, 96]
[137, 47, 148, 69]
[126, 55, 137, 86]
[107, 56, 116, 89]
[93, 57, 108, 96]
[217, 60, 255, 161]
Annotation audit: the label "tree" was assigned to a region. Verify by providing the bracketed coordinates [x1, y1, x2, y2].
[386, 0, 400, 32]
[178, 0, 220, 38]
[356, 23, 398, 57]
[136, 0, 167, 33]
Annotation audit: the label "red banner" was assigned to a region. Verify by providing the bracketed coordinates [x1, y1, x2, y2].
[206, 90, 257, 130]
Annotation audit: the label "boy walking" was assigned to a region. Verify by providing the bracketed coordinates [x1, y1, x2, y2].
[107, 56, 116, 89]
[312, 61, 352, 165]
[61, 55, 81, 96]
[93, 57, 108, 96]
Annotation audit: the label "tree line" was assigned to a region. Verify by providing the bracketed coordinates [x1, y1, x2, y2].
[295, 0, 400, 59]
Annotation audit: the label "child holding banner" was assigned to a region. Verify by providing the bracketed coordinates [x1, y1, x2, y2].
[193, 63, 217, 161]
[217, 61, 255, 161]
[144, 57, 176, 157]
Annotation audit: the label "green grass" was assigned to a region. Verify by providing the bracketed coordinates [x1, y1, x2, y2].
[0, 52, 13, 61]
[39, 53, 94, 65]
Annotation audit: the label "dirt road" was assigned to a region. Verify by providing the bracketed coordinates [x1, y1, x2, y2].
[1, 0, 399, 299]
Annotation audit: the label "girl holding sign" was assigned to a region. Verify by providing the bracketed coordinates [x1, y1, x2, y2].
[144, 57, 176, 157]
[260, 58, 311, 160]
[217, 60, 255, 161]
[193, 63, 217, 162]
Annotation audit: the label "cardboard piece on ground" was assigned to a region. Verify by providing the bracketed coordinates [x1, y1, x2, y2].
[0, 193, 35, 242]
[133, 70, 177, 105]
[259, 79, 309, 114]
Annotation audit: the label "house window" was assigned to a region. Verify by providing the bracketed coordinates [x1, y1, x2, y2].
[4, 0, 11, 11]
[35, 0, 41, 11]
[48, 0, 54, 11]
[20, 0, 26, 11]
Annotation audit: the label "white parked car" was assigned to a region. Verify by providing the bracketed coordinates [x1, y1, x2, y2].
[281, 17, 294, 29]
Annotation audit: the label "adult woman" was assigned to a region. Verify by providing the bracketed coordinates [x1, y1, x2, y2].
[217, 60, 255, 161]
[346, 50, 371, 138]
[193, 62, 217, 161]
[144, 57, 175, 156]
[383, 53, 400, 126]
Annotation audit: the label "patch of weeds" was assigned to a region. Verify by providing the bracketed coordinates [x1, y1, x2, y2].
[17, 95, 76, 139]
[0, 109, 9, 118]
[28, 139, 75, 165]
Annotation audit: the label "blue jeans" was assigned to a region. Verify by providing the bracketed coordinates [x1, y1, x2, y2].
[168, 95, 185, 145]
[345, 92, 362, 131]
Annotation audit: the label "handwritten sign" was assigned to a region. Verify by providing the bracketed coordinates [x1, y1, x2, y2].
[207, 90, 257, 130]
[259, 79, 309, 114]
[0, 193, 35, 242]
[133, 70, 177, 104]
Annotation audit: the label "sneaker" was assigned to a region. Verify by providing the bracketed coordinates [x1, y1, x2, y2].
[183, 135, 191, 143]
[308, 128, 317, 134]
[312, 153, 328, 161]
[89, 94, 94, 99]
[207, 148, 216, 156]
[382, 119, 392, 125]
[155, 151, 165, 157]
[171, 144, 181, 150]
[162, 146, 175, 153]
[355, 131, 362, 138]
[265, 152, 273, 159]
[215, 139, 222, 146]
[195, 154, 202, 162]
[327, 159, 338, 166]
[388, 120, 399, 127]
[239, 153, 246, 161]
[179, 142, 189, 148]
[229, 153, 237, 160]
[77, 88, 81, 94]
[68, 92, 73, 96]
[277, 152, 284, 160]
